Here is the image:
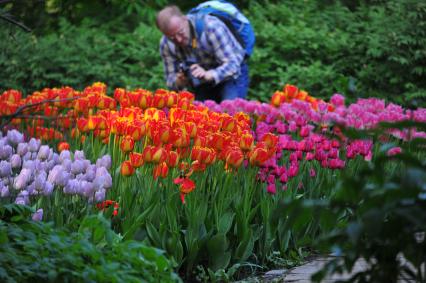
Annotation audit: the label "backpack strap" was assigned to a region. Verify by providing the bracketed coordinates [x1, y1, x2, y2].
[192, 12, 246, 50]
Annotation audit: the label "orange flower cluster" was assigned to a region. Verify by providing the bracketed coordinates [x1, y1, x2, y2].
[113, 88, 194, 110]
[1, 82, 117, 142]
[270, 84, 334, 111]
[2, 82, 281, 202]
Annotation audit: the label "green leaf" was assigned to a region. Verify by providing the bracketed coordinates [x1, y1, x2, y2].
[234, 229, 254, 262]
[218, 212, 234, 234]
[146, 222, 161, 247]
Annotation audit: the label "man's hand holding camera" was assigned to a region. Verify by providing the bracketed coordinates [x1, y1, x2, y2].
[190, 64, 215, 82]
[176, 71, 189, 89]
[177, 62, 214, 89]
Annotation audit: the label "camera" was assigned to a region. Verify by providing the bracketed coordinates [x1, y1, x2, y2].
[178, 59, 201, 88]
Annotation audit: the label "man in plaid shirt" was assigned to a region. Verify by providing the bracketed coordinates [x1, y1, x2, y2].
[156, 5, 249, 102]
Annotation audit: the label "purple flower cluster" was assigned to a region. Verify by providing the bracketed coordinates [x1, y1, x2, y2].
[0, 129, 112, 206]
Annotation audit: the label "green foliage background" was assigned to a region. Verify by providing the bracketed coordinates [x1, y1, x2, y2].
[1, 0, 425, 105]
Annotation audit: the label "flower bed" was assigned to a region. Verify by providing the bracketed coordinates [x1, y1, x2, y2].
[1, 82, 425, 279]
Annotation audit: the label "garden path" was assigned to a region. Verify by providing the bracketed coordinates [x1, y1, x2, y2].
[262, 256, 419, 282]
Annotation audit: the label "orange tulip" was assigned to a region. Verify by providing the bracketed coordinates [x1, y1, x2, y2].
[167, 150, 180, 167]
[193, 134, 208, 147]
[295, 90, 308, 100]
[249, 146, 270, 166]
[221, 116, 236, 132]
[191, 160, 207, 172]
[2, 89, 21, 103]
[126, 123, 144, 141]
[261, 133, 278, 149]
[77, 118, 89, 133]
[209, 133, 226, 151]
[151, 146, 168, 163]
[225, 148, 244, 168]
[153, 162, 169, 179]
[97, 95, 116, 110]
[142, 145, 154, 163]
[239, 132, 254, 151]
[152, 95, 166, 109]
[165, 93, 177, 107]
[284, 84, 298, 98]
[177, 98, 191, 110]
[170, 128, 190, 148]
[178, 90, 195, 102]
[57, 141, 70, 152]
[87, 115, 101, 130]
[74, 97, 89, 113]
[139, 93, 152, 109]
[192, 146, 216, 165]
[44, 105, 59, 117]
[120, 136, 135, 153]
[130, 152, 144, 168]
[120, 160, 135, 176]
[271, 91, 285, 107]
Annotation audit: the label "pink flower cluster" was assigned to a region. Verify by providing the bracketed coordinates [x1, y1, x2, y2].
[199, 95, 425, 193]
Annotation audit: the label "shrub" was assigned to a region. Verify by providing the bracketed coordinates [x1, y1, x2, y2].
[0, 204, 181, 282]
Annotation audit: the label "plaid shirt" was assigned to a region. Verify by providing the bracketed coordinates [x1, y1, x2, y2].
[159, 14, 245, 90]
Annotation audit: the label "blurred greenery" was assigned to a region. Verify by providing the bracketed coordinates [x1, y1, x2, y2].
[281, 121, 426, 282]
[1, 0, 425, 105]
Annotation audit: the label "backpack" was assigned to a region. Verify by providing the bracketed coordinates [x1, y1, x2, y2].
[188, 1, 255, 57]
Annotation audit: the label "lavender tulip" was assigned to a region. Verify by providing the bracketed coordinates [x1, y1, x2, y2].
[14, 168, 32, 190]
[52, 153, 59, 164]
[42, 181, 54, 196]
[47, 165, 63, 185]
[81, 181, 95, 198]
[59, 150, 71, 163]
[26, 182, 37, 195]
[62, 159, 72, 172]
[95, 167, 112, 189]
[71, 160, 85, 175]
[15, 190, 29, 205]
[74, 150, 85, 160]
[10, 154, 22, 169]
[96, 155, 112, 170]
[85, 165, 96, 182]
[31, 208, 43, 221]
[94, 188, 106, 202]
[22, 160, 36, 171]
[28, 138, 41, 152]
[0, 161, 12, 178]
[0, 145, 13, 160]
[0, 185, 9, 197]
[7, 129, 24, 146]
[17, 142, 29, 156]
[37, 145, 51, 160]
[64, 179, 78, 194]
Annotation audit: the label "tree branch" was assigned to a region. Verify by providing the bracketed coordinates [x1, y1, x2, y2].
[0, 96, 81, 129]
[0, 13, 31, 32]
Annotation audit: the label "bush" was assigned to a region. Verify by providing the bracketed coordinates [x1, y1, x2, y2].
[1, 0, 425, 105]
[0, 204, 181, 283]
[0, 19, 164, 95]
